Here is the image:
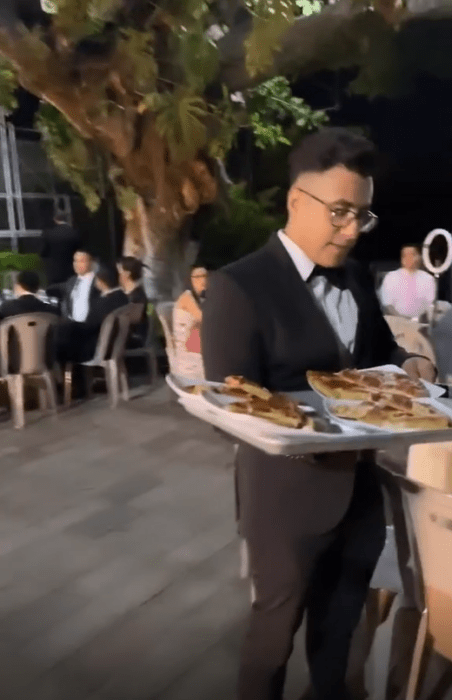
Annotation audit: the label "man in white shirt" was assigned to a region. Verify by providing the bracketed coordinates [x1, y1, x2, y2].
[65, 250, 98, 321]
[380, 245, 436, 319]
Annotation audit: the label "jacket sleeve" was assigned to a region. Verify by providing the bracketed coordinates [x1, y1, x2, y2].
[84, 299, 105, 330]
[201, 270, 264, 384]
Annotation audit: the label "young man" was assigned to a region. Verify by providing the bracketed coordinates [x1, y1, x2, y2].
[380, 244, 436, 318]
[202, 128, 435, 700]
[56, 250, 99, 321]
[57, 265, 128, 364]
[0, 270, 60, 320]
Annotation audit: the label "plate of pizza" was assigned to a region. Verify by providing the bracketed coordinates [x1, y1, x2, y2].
[325, 393, 452, 433]
[201, 375, 336, 436]
[307, 365, 444, 402]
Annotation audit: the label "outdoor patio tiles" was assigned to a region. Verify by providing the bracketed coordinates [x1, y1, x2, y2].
[1, 381, 451, 700]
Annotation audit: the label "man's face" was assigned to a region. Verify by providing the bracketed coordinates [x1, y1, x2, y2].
[401, 247, 421, 272]
[286, 165, 374, 267]
[73, 252, 92, 277]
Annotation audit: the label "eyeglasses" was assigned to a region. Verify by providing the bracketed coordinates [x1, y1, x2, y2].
[296, 188, 378, 233]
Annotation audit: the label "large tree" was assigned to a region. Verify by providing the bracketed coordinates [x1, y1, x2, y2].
[0, 0, 449, 296]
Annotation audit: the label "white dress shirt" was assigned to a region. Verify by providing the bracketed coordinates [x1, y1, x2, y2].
[71, 271, 95, 322]
[278, 231, 359, 355]
[380, 268, 436, 319]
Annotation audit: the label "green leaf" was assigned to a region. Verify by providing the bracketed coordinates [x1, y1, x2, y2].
[0, 59, 18, 114]
[247, 77, 328, 149]
[244, 0, 296, 78]
[178, 31, 219, 91]
[114, 184, 138, 213]
[155, 90, 209, 161]
[36, 104, 102, 212]
[294, 0, 322, 16]
[118, 29, 157, 92]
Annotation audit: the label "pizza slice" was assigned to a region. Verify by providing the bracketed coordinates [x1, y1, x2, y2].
[307, 371, 371, 400]
[221, 375, 272, 400]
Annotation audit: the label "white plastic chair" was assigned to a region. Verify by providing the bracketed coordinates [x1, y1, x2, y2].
[402, 480, 452, 700]
[64, 304, 137, 409]
[156, 302, 176, 374]
[384, 315, 436, 364]
[0, 312, 60, 429]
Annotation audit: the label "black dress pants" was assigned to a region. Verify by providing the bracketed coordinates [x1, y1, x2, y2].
[238, 461, 386, 700]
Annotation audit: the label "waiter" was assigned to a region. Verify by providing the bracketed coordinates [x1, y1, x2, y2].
[201, 128, 435, 700]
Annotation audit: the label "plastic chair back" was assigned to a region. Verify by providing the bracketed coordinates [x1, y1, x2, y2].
[92, 304, 133, 363]
[403, 483, 452, 660]
[384, 315, 436, 364]
[0, 312, 60, 376]
[156, 302, 176, 372]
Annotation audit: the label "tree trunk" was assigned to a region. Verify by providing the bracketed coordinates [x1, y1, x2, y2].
[122, 195, 197, 302]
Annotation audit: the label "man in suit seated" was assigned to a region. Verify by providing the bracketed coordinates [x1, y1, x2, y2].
[57, 265, 128, 364]
[48, 249, 99, 320]
[0, 270, 60, 321]
[117, 256, 148, 346]
[202, 127, 435, 700]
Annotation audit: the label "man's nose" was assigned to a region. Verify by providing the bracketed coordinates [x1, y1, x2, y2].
[340, 218, 361, 240]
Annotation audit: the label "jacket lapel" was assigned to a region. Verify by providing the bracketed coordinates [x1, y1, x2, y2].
[345, 264, 371, 367]
[264, 234, 342, 365]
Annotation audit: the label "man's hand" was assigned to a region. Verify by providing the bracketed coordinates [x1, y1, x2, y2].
[402, 356, 437, 383]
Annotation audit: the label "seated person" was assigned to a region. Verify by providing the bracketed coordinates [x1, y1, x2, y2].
[380, 245, 435, 319]
[173, 266, 208, 379]
[48, 249, 99, 320]
[57, 265, 128, 364]
[0, 270, 60, 321]
[117, 256, 148, 345]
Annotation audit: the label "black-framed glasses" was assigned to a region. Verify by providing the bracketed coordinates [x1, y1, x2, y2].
[296, 187, 378, 233]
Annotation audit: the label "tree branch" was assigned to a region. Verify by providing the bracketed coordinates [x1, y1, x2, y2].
[217, 0, 452, 92]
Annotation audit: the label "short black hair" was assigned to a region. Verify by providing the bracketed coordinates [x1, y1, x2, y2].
[17, 270, 40, 294]
[402, 244, 421, 253]
[289, 127, 377, 184]
[96, 265, 119, 289]
[119, 256, 142, 282]
[74, 249, 92, 258]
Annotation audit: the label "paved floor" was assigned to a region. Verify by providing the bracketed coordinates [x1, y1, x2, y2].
[0, 381, 450, 700]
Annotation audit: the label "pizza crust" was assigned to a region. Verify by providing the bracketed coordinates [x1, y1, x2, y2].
[308, 368, 429, 400]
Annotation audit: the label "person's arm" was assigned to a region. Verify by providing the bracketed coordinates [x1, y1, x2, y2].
[380, 272, 398, 314]
[179, 291, 202, 324]
[201, 270, 264, 384]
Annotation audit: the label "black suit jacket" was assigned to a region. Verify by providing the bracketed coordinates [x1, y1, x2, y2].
[202, 234, 411, 537]
[40, 224, 81, 285]
[127, 285, 148, 342]
[57, 274, 100, 319]
[0, 294, 60, 321]
[84, 289, 129, 331]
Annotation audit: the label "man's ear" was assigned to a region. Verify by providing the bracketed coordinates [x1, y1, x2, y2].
[287, 187, 299, 216]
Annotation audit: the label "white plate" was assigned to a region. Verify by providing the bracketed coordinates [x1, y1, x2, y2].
[166, 374, 223, 401]
[308, 364, 444, 401]
[324, 396, 452, 434]
[202, 389, 342, 438]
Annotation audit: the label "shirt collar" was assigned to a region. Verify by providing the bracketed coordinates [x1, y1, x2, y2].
[277, 230, 315, 282]
[77, 271, 94, 282]
[102, 287, 121, 297]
